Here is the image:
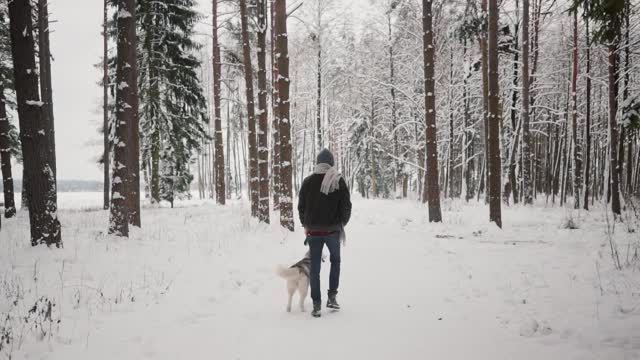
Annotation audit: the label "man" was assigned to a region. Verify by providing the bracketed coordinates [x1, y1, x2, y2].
[298, 148, 352, 318]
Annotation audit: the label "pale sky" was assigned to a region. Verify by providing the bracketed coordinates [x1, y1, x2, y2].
[20, 0, 368, 181]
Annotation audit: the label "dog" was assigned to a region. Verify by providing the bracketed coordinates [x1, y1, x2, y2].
[276, 251, 325, 312]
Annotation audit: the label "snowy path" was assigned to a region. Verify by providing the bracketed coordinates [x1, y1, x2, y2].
[4, 198, 640, 359]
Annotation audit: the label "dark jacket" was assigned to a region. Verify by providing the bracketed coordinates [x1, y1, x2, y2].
[298, 174, 352, 231]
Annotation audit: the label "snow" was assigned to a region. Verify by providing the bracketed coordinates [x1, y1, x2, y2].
[1, 194, 639, 359]
[26, 100, 45, 107]
[117, 9, 133, 19]
[111, 192, 124, 200]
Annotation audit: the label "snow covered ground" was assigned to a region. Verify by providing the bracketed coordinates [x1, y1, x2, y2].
[1, 193, 640, 359]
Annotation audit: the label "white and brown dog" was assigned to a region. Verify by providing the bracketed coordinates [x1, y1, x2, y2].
[276, 251, 325, 312]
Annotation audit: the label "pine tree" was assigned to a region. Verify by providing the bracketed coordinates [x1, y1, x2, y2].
[275, 0, 294, 231]
[37, 0, 56, 177]
[487, 0, 502, 227]
[422, 0, 442, 222]
[571, 0, 625, 215]
[137, 0, 208, 207]
[109, 0, 137, 237]
[8, 0, 61, 245]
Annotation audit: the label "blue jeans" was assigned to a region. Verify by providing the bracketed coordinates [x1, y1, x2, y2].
[307, 233, 341, 304]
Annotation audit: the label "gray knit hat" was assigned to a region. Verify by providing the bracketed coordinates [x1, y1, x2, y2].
[316, 148, 335, 167]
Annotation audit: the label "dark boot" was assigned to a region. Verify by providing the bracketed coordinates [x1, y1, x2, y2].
[327, 291, 340, 310]
[312, 302, 321, 318]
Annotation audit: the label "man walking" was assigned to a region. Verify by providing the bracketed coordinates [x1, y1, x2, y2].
[298, 148, 352, 318]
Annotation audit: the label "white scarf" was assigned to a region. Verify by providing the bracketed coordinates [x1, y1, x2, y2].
[314, 163, 342, 195]
[313, 163, 347, 246]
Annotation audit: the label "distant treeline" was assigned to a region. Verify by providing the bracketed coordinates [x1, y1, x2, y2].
[0, 180, 103, 193]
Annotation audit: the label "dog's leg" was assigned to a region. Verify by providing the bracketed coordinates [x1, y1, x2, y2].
[287, 280, 296, 312]
[298, 278, 309, 312]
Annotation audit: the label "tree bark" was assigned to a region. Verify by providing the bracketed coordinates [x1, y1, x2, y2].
[608, 44, 621, 215]
[487, 0, 502, 227]
[571, 10, 580, 209]
[522, 0, 532, 205]
[37, 0, 56, 178]
[316, 47, 322, 151]
[0, 87, 16, 218]
[271, 0, 281, 210]
[103, 0, 110, 210]
[256, 0, 270, 223]
[212, 0, 226, 205]
[109, 0, 137, 237]
[422, 0, 442, 222]
[275, 0, 294, 231]
[583, 2, 591, 210]
[8, 0, 61, 245]
[239, 0, 259, 218]
[623, 0, 632, 194]
[480, 0, 490, 203]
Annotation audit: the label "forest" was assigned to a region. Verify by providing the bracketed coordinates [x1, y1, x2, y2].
[0, 0, 639, 358]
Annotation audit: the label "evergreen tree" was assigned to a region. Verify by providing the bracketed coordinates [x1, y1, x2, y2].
[136, 0, 209, 204]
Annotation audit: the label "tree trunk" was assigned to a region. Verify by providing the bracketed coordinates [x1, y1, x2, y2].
[125, 7, 140, 228]
[422, 0, 442, 222]
[583, 3, 591, 210]
[571, 10, 580, 209]
[389, 15, 399, 195]
[275, 0, 294, 231]
[480, 0, 490, 203]
[109, 0, 137, 237]
[522, 0, 533, 205]
[316, 46, 322, 151]
[212, 0, 226, 206]
[623, 0, 632, 194]
[448, 46, 455, 199]
[608, 44, 621, 215]
[0, 87, 16, 218]
[37, 0, 56, 179]
[504, 4, 519, 205]
[150, 132, 160, 202]
[256, 0, 270, 223]
[239, 0, 259, 218]
[103, 0, 110, 210]
[8, 0, 61, 245]
[487, 0, 502, 227]
[271, 0, 281, 210]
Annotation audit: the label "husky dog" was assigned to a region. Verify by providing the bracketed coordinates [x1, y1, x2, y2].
[276, 251, 324, 312]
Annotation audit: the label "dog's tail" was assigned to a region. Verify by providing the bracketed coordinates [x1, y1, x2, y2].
[276, 265, 300, 280]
